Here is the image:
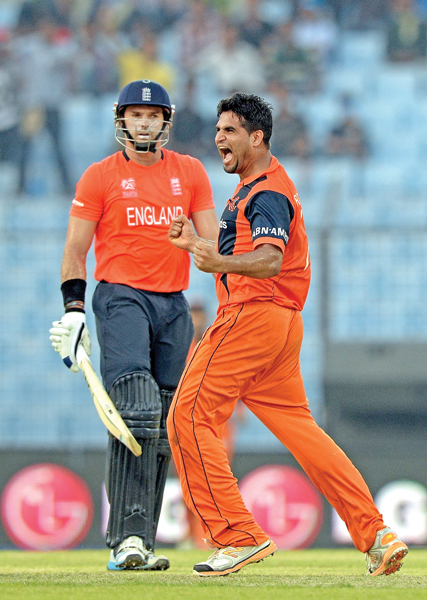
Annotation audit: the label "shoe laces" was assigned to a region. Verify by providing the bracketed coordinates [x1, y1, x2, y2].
[209, 548, 221, 559]
[115, 535, 145, 556]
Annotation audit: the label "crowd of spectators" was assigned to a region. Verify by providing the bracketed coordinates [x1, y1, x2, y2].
[0, 0, 426, 194]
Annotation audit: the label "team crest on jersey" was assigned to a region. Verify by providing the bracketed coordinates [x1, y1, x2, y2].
[121, 178, 138, 197]
[227, 198, 237, 212]
[170, 178, 182, 196]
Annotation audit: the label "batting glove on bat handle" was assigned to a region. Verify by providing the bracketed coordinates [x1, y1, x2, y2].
[49, 312, 91, 373]
[76, 343, 90, 366]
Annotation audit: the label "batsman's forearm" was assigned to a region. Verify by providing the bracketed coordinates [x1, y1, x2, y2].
[61, 246, 88, 283]
[61, 216, 96, 282]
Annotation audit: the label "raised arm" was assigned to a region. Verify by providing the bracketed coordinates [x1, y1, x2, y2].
[169, 214, 282, 279]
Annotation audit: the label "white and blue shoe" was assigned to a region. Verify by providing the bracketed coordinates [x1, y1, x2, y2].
[107, 536, 170, 571]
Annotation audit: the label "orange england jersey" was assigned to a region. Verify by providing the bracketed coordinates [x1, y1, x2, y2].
[70, 149, 214, 292]
[215, 156, 310, 311]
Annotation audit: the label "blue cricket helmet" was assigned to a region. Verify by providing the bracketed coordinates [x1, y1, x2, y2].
[114, 79, 175, 153]
[116, 79, 173, 120]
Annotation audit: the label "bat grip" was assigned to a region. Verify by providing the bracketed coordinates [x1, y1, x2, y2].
[76, 343, 90, 366]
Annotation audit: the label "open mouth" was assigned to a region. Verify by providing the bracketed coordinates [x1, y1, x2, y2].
[218, 146, 233, 165]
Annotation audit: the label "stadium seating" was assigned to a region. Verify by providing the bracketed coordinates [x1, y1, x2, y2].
[0, 27, 426, 449]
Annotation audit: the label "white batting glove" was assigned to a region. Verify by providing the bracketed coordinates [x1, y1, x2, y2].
[49, 312, 91, 373]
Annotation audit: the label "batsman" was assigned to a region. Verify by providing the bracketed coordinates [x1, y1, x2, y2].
[49, 80, 218, 570]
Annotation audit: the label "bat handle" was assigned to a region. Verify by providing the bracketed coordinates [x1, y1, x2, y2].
[76, 343, 90, 366]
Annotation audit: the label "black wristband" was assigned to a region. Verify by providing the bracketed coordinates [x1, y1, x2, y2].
[61, 278, 87, 305]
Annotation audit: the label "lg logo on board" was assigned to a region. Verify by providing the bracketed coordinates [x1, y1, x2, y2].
[0, 464, 93, 550]
[332, 480, 427, 545]
[239, 465, 323, 549]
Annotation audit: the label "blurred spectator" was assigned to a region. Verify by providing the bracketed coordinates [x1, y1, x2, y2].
[238, 0, 274, 48]
[325, 115, 369, 158]
[169, 78, 217, 159]
[116, 0, 186, 36]
[15, 0, 45, 34]
[75, 6, 121, 95]
[387, 0, 427, 62]
[14, 17, 77, 195]
[117, 29, 175, 91]
[324, 93, 369, 159]
[38, 0, 74, 28]
[292, 4, 338, 67]
[174, 0, 222, 76]
[328, 0, 390, 30]
[0, 31, 22, 170]
[196, 21, 266, 97]
[262, 20, 321, 94]
[268, 80, 311, 159]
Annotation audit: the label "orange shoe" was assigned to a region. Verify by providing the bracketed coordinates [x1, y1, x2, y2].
[366, 527, 408, 576]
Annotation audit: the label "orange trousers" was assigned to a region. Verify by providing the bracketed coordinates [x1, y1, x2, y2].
[167, 302, 384, 553]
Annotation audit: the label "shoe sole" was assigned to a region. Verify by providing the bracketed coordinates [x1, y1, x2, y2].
[108, 555, 170, 572]
[140, 558, 170, 571]
[369, 543, 409, 576]
[193, 541, 277, 577]
[107, 552, 146, 571]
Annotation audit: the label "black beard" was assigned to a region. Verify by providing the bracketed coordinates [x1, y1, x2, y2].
[223, 162, 237, 174]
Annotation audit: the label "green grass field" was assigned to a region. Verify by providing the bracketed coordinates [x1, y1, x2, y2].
[0, 548, 425, 600]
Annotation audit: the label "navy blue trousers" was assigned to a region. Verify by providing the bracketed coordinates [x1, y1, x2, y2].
[92, 282, 194, 394]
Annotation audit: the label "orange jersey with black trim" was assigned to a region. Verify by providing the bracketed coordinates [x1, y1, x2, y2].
[70, 149, 214, 292]
[215, 156, 310, 311]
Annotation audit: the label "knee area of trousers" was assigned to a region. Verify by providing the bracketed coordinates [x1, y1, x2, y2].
[166, 411, 193, 449]
[167, 397, 193, 428]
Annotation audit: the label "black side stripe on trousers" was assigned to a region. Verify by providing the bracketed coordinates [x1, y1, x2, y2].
[171, 303, 259, 547]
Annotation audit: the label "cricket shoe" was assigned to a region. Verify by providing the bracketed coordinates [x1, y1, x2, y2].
[107, 535, 170, 571]
[365, 527, 408, 576]
[193, 539, 277, 577]
[143, 550, 170, 571]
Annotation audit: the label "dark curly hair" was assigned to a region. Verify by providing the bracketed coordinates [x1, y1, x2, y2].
[217, 92, 273, 149]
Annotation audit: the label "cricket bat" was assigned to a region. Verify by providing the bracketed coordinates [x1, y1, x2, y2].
[76, 344, 142, 457]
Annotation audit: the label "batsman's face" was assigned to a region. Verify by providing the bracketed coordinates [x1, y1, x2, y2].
[123, 105, 165, 145]
[215, 111, 252, 175]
